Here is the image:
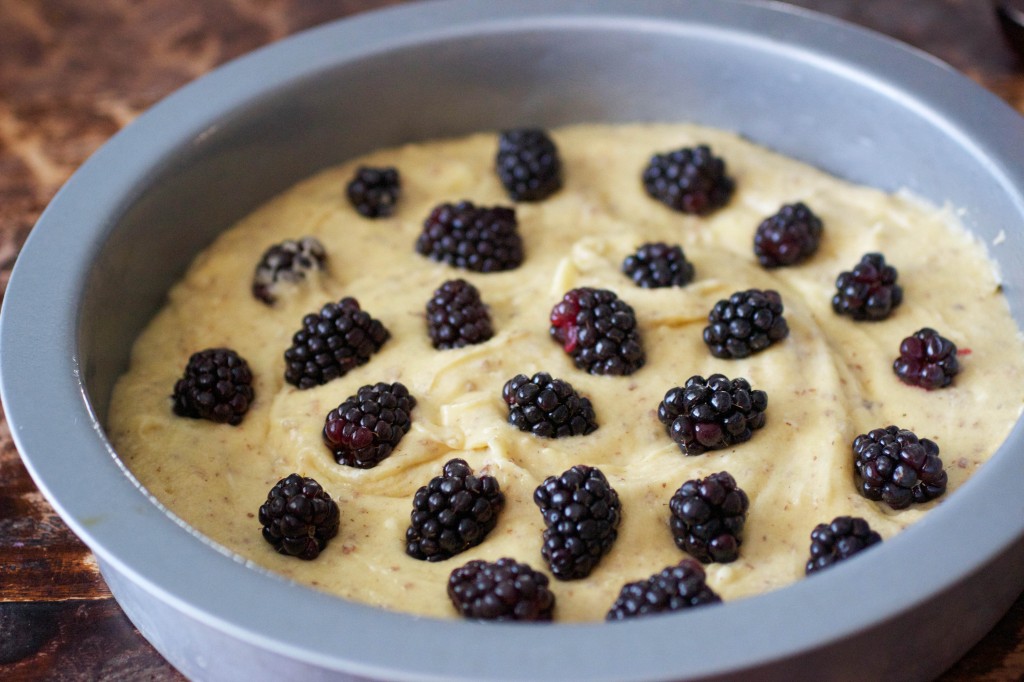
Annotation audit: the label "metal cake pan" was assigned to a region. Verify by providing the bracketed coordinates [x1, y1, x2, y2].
[3, 1, 1024, 679]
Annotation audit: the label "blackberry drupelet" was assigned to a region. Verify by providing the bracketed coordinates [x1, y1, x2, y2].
[832, 252, 903, 321]
[606, 559, 721, 621]
[853, 425, 947, 510]
[502, 372, 598, 439]
[322, 382, 416, 468]
[425, 279, 494, 350]
[534, 465, 621, 580]
[405, 458, 505, 561]
[702, 288, 789, 359]
[447, 557, 555, 621]
[753, 202, 824, 268]
[172, 347, 254, 426]
[258, 473, 340, 560]
[252, 236, 327, 305]
[893, 327, 960, 390]
[549, 287, 645, 376]
[669, 471, 749, 563]
[346, 166, 400, 218]
[641, 144, 735, 215]
[805, 516, 882, 575]
[495, 128, 563, 202]
[415, 201, 523, 273]
[283, 297, 390, 389]
[658, 374, 768, 456]
[621, 242, 695, 289]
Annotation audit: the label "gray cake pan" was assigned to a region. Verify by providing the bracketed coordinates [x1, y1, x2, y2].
[3, 1, 1024, 680]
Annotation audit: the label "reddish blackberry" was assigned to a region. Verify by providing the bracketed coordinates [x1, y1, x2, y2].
[534, 465, 621, 580]
[172, 348, 254, 426]
[405, 459, 505, 561]
[502, 372, 598, 439]
[322, 382, 416, 468]
[893, 327, 959, 390]
[415, 201, 523, 273]
[621, 242, 695, 288]
[805, 516, 882, 575]
[642, 144, 735, 215]
[853, 425, 947, 510]
[283, 297, 390, 389]
[753, 202, 823, 268]
[346, 166, 400, 218]
[495, 128, 563, 202]
[658, 374, 768, 456]
[669, 472, 749, 564]
[258, 473, 340, 560]
[832, 252, 903, 321]
[703, 288, 789, 359]
[447, 557, 555, 621]
[549, 288, 645, 376]
[606, 559, 721, 621]
[252, 237, 327, 305]
[425, 279, 494, 350]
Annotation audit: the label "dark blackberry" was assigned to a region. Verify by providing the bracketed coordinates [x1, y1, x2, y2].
[425, 279, 494, 350]
[658, 374, 768, 456]
[853, 425, 947, 510]
[495, 128, 563, 202]
[669, 471, 749, 564]
[893, 327, 959, 390]
[753, 202, 824, 268]
[832, 252, 903, 321]
[549, 287, 645, 376]
[805, 516, 882, 575]
[258, 473, 340, 560]
[642, 144, 735, 215]
[322, 382, 416, 468]
[606, 559, 721, 621]
[415, 201, 523, 273]
[502, 372, 598, 439]
[252, 237, 327, 305]
[405, 459, 505, 561]
[172, 348, 254, 426]
[703, 288, 789, 359]
[621, 242, 695, 289]
[447, 557, 555, 621]
[346, 166, 400, 218]
[534, 465, 621, 580]
[283, 297, 390, 389]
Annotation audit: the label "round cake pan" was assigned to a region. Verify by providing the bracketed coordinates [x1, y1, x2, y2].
[3, 1, 1024, 680]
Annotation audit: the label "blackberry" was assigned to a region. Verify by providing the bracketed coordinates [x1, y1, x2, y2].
[405, 459, 505, 561]
[495, 128, 563, 202]
[502, 372, 598, 439]
[283, 297, 390, 389]
[258, 473, 340, 560]
[606, 559, 721, 621]
[832, 252, 903, 321]
[642, 144, 735, 215]
[549, 288, 645, 376]
[621, 242, 695, 289]
[805, 516, 882, 575]
[415, 201, 523, 273]
[346, 166, 400, 218]
[447, 557, 555, 621]
[669, 472, 749, 564]
[893, 327, 959, 390]
[425, 279, 494, 350]
[534, 465, 621, 580]
[703, 288, 789, 359]
[172, 348, 254, 426]
[252, 237, 327, 305]
[853, 425, 947, 510]
[658, 374, 768, 456]
[322, 382, 416, 468]
[753, 202, 824, 268]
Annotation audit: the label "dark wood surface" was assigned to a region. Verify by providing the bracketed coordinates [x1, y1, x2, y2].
[1, 1, 1023, 679]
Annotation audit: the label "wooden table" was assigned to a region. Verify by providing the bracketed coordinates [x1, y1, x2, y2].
[1, 1, 1022, 678]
